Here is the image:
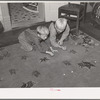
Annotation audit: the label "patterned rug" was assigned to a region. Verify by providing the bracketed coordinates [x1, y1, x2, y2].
[0, 31, 100, 88]
[8, 3, 43, 28]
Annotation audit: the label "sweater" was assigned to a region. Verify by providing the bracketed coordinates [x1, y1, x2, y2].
[49, 22, 70, 47]
[18, 28, 50, 53]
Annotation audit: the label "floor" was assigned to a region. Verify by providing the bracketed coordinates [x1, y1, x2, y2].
[0, 31, 100, 87]
[0, 12, 100, 87]
[8, 3, 43, 28]
[80, 12, 100, 42]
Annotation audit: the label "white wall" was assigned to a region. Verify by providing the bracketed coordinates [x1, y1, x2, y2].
[38, 3, 45, 21]
[44, 1, 81, 22]
[0, 4, 3, 25]
[44, 2, 68, 22]
[0, 3, 11, 32]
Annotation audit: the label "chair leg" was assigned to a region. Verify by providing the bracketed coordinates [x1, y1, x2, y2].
[83, 3, 87, 23]
[82, 11, 86, 23]
[58, 9, 61, 18]
[76, 13, 79, 35]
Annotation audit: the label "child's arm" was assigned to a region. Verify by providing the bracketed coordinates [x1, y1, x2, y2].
[42, 40, 55, 56]
[58, 24, 70, 45]
[34, 38, 44, 52]
[49, 22, 66, 51]
[46, 51, 54, 56]
[35, 38, 54, 56]
[50, 47, 58, 53]
[49, 22, 62, 48]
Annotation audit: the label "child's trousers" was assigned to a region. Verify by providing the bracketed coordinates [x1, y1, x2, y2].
[18, 31, 33, 51]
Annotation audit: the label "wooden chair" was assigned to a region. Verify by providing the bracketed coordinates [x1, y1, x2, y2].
[58, 2, 87, 34]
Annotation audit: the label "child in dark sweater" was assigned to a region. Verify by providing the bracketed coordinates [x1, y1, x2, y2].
[18, 26, 54, 56]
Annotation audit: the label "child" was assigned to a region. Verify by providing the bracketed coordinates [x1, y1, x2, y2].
[18, 26, 54, 56]
[49, 18, 70, 50]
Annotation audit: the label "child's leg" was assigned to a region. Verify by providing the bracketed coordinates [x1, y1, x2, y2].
[18, 33, 33, 52]
[19, 39, 33, 51]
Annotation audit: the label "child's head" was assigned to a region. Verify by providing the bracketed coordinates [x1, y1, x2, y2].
[37, 26, 49, 40]
[55, 18, 67, 33]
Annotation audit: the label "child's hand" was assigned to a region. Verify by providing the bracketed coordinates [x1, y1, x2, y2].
[58, 40, 63, 45]
[53, 49, 58, 52]
[46, 51, 54, 56]
[62, 46, 66, 50]
[50, 47, 58, 53]
[59, 46, 66, 50]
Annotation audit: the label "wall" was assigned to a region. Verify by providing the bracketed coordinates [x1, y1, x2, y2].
[44, 1, 81, 22]
[0, 5, 2, 21]
[44, 2, 67, 22]
[38, 3, 45, 20]
[0, 3, 11, 32]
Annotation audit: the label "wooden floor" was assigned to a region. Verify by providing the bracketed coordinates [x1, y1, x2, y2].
[0, 13, 100, 48]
